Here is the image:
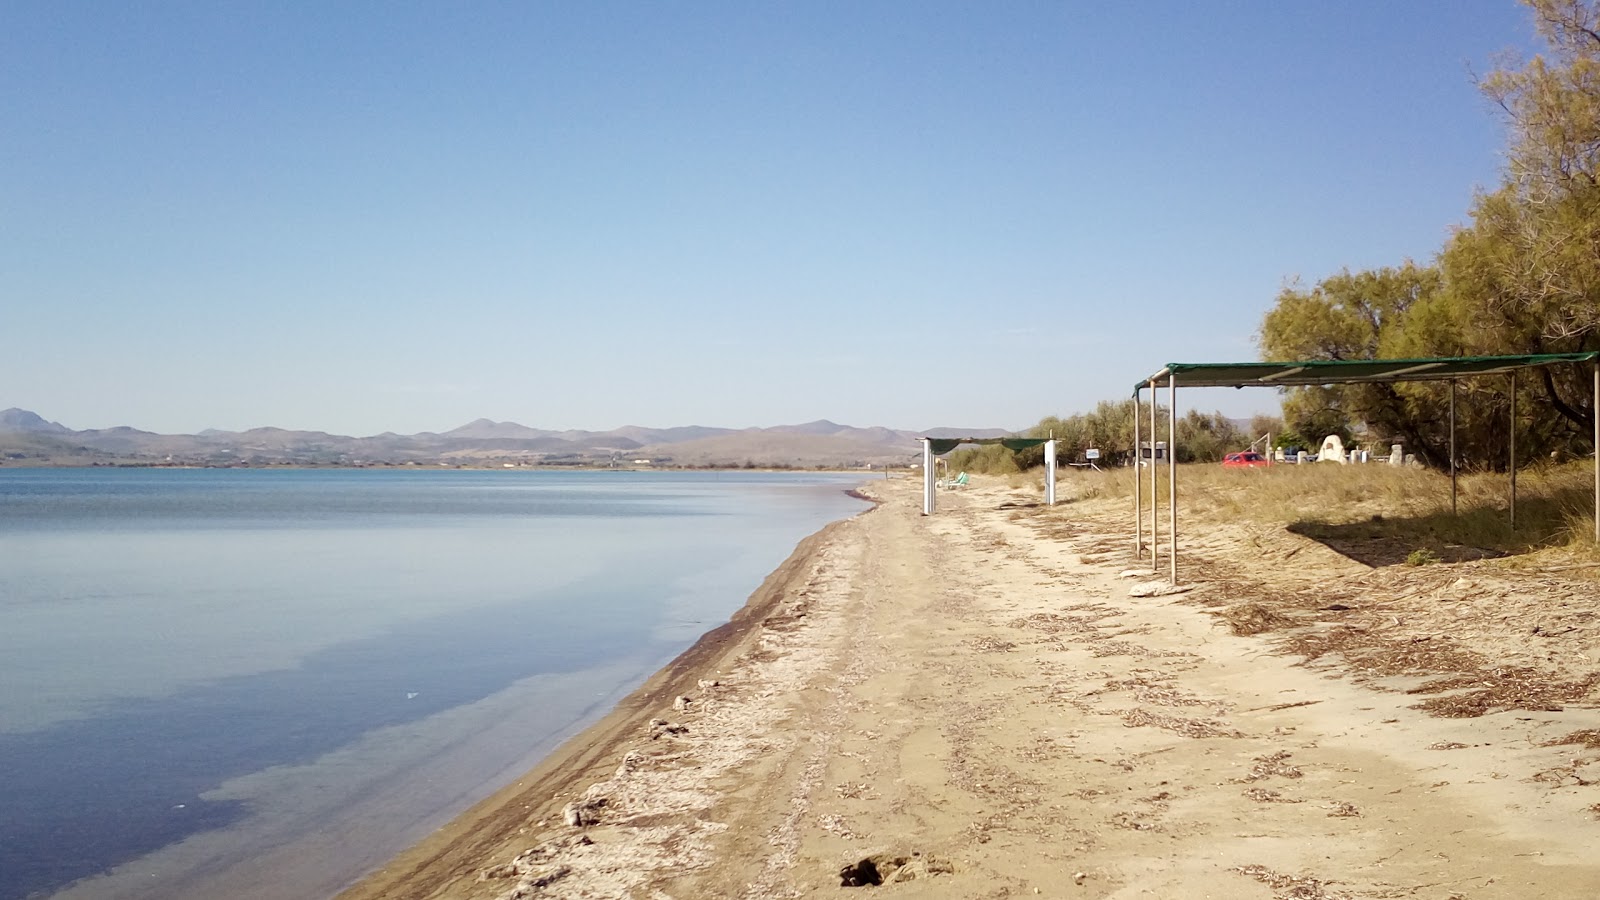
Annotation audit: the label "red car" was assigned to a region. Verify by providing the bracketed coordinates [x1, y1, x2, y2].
[1222, 451, 1270, 468]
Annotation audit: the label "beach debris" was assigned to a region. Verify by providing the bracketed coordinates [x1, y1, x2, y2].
[1129, 581, 1192, 597]
[1408, 669, 1600, 718]
[615, 751, 646, 778]
[478, 861, 570, 888]
[1110, 811, 1160, 831]
[1542, 729, 1600, 749]
[1218, 602, 1296, 636]
[818, 814, 856, 839]
[1118, 569, 1146, 579]
[839, 852, 953, 887]
[648, 718, 689, 738]
[1243, 787, 1302, 803]
[1324, 801, 1362, 817]
[840, 857, 884, 887]
[1230, 864, 1349, 900]
[561, 791, 607, 827]
[480, 862, 518, 880]
[1236, 751, 1303, 783]
[1121, 707, 1241, 739]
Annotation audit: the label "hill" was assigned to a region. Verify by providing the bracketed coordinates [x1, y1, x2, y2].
[0, 409, 1011, 468]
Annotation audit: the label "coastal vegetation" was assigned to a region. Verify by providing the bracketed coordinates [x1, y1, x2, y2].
[954, 2, 1600, 554]
[1045, 458, 1599, 556]
[1262, 0, 1600, 467]
[971, 2, 1600, 477]
[946, 401, 1276, 474]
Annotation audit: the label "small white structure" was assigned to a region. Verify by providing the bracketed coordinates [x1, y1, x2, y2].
[921, 437, 1056, 515]
[1318, 434, 1346, 464]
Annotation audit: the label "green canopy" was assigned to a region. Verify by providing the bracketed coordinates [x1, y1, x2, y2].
[925, 437, 1048, 456]
[1132, 350, 1600, 583]
[1135, 352, 1600, 392]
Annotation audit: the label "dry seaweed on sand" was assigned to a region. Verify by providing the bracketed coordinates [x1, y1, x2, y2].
[1216, 601, 1297, 635]
[1408, 669, 1600, 718]
[1231, 864, 1350, 900]
[1543, 728, 1600, 749]
[1120, 707, 1241, 739]
[1243, 787, 1302, 803]
[1089, 674, 1208, 707]
[1236, 751, 1303, 782]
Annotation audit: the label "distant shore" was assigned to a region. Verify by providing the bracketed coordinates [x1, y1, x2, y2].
[0, 460, 896, 473]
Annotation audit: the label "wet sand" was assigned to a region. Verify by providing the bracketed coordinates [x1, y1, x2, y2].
[339, 475, 1600, 899]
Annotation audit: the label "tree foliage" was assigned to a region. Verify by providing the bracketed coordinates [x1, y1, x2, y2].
[1256, 0, 1600, 469]
[946, 400, 1246, 475]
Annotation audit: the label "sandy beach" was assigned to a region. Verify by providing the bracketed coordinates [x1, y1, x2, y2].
[339, 474, 1600, 899]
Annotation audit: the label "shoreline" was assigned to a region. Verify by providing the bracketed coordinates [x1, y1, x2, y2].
[335, 473, 1600, 899]
[334, 499, 875, 899]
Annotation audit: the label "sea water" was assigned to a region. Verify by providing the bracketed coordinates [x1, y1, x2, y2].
[0, 468, 866, 900]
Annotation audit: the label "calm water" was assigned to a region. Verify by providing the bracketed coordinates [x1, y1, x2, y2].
[0, 468, 866, 900]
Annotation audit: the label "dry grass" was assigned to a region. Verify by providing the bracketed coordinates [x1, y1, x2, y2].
[1067, 460, 1600, 557]
[1035, 458, 1600, 721]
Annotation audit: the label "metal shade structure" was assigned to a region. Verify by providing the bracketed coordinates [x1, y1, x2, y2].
[1133, 352, 1600, 583]
[1140, 353, 1600, 388]
[921, 437, 1055, 515]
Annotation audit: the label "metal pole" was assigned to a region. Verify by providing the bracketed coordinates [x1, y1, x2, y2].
[1449, 379, 1457, 516]
[1134, 390, 1143, 555]
[922, 439, 935, 516]
[1169, 373, 1178, 584]
[1045, 440, 1056, 506]
[1510, 372, 1517, 530]
[1150, 379, 1159, 570]
[1593, 362, 1598, 542]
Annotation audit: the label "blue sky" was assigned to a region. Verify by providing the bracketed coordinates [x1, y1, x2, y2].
[2, 1, 1537, 435]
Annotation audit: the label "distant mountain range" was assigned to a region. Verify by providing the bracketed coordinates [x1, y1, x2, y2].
[0, 408, 1012, 468]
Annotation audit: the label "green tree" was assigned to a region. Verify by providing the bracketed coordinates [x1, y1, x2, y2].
[1252, 2, 1600, 469]
[1451, 0, 1600, 438]
[1258, 264, 1456, 463]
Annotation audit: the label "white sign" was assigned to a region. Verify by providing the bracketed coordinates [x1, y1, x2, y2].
[1085, 448, 1100, 459]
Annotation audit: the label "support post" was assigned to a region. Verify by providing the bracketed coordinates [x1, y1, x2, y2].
[1594, 363, 1598, 543]
[1134, 390, 1143, 555]
[1149, 379, 1159, 571]
[1044, 440, 1057, 506]
[1169, 372, 1178, 584]
[1449, 379, 1457, 516]
[1510, 371, 1518, 530]
[922, 439, 935, 516]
